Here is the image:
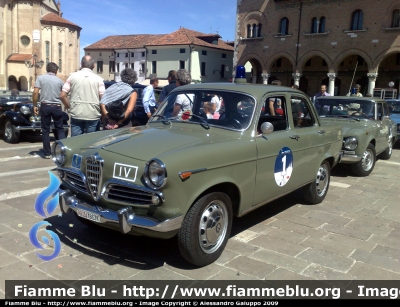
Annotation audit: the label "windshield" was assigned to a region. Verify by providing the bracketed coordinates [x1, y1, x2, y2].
[149, 90, 256, 130]
[315, 98, 375, 119]
[387, 100, 400, 114]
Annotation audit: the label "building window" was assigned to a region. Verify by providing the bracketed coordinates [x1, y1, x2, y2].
[131, 63, 134, 69]
[20, 35, 30, 46]
[45, 41, 50, 65]
[152, 61, 157, 74]
[257, 24, 262, 37]
[201, 62, 206, 76]
[97, 61, 103, 73]
[109, 61, 115, 73]
[392, 9, 400, 27]
[180, 48, 185, 53]
[117, 63, 120, 73]
[351, 10, 364, 30]
[141, 63, 145, 73]
[152, 50, 157, 54]
[222, 53, 226, 58]
[311, 17, 318, 33]
[142, 52, 145, 57]
[111, 52, 114, 56]
[125, 63, 128, 69]
[279, 17, 289, 35]
[58, 43, 62, 72]
[202, 50, 207, 56]
[131, 52, 134, 57]
[179, 60, 185, 69]
[117, 53, 119, 57]
[319, 17, 326, 33]
[125, 53, 128, 57]
[247, 24, 251, 38]
[99, 52, 102, 56]
[221, 65, 225, 78]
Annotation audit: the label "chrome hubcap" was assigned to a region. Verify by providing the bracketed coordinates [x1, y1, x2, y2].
[316, 164, 329, 197]
[198, 200, 228, 254]
[361, 149, 374, 171]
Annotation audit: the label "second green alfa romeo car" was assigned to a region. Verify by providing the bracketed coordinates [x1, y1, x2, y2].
[52, 82, 343, 266]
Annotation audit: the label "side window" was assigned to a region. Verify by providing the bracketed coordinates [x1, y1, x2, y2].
[377, 103, 382, 118]
[382, 103, 389, 117]
[291, 96, 316, 128]
[257, 96, 287, 133]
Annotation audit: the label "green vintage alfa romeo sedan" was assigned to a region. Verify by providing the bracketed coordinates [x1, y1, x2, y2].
[52, 82, 343, 266]
[315, 96, 397, 176]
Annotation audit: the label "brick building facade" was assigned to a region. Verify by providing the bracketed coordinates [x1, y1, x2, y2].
[0, 0, 81, 91]
[234, 0, 400, 97]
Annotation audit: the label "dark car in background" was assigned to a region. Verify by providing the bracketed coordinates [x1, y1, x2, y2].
[0, 91, 69, 143]
[385, 99, 400, 141]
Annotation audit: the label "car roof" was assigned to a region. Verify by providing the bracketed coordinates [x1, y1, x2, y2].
[316, 96, 386, 103]
[170, 82, 302, 97]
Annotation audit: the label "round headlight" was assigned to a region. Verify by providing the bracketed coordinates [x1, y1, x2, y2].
[144, 159, 167, 189]
[20, 105, 31, 115]
[52, 141, 66, 166]
[343, 137, 358, 150]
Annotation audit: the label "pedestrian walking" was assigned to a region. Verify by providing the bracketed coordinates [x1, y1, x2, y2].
[142, 76, 159, 119]
[100, 68, 138, 130]
[158, 70, 177, 103]
[32, 62, 67, 159]
[60, 55, 105, 136]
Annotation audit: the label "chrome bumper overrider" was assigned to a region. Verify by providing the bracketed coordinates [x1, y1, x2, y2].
[16, 124, 70, 131]
[340, 151, 362, 163]
[59, 188, 183, 234]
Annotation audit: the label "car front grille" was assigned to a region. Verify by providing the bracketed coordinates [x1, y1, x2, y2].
[63, 169, 87, 194]
[86, 154, 103, 200]
[104, 183, 155, 205]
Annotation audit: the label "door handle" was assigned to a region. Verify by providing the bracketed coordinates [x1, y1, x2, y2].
[318, 130, 326, 134]
[290, 135, 300, 141]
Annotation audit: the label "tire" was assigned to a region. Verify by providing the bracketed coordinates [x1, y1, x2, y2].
[303, 160, 330, 204]
[178, 192, 232, 267]
[378, 137, 393, 160]
[4, 119, 20, 143]
[351, 143, 376, 177]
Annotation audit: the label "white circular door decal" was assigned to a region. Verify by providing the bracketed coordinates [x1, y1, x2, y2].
[274, 147, 293, 187]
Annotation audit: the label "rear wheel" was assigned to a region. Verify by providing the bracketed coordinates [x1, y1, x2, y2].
[4, 119, 20, 143]
[351, 143, 376, 176]
[303, 160, 330, 204]
[379, 137, 393, 160]
[178, 192, 232, 267]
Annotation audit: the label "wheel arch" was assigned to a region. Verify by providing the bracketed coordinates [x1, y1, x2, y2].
[192, 182, 241, 217]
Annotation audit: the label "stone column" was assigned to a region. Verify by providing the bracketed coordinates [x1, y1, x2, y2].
[292, 73, 301, 86]
[252, 76, 257, 84]
[367, 73, 378, 95]
[261, 73, 270, 84]
[327, 73, 336, 96]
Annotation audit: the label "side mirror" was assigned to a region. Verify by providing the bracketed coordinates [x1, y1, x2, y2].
[261, 122, 274, 134]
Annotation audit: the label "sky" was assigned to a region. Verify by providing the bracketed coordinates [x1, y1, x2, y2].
[59, 0, 238, 58]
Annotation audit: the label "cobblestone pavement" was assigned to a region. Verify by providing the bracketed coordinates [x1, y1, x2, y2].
[0, 134, 399, 298]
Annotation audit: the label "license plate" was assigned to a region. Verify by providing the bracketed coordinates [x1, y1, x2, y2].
[77, 208, 101, 223]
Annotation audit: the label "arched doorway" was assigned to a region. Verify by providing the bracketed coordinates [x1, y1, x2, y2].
[337, 55, 369, 96]
[301, 56, 330, 97]
[241, 58, 263, 84]
[8, 75, 18, 90]
[19, 76, 28, 91]
[376, 52, 400, 94]
[269, 57, 293, 86]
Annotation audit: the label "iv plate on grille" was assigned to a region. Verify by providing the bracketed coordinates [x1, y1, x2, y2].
[86, 153, 103, 200]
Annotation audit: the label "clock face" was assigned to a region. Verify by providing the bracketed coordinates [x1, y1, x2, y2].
[274, 147, 293, 187]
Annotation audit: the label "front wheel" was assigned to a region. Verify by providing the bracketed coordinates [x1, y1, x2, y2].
[4, 119, 20, 143]
[303, 160, 330, 204]
[378, 137, 393, 160]
[178, 192, 232, 267]
[351, 143, 376, 176]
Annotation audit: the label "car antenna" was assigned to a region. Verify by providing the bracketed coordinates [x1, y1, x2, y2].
[348, 61, 358, 95]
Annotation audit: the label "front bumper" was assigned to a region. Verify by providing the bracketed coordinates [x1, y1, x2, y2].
[15, 123, 69, 131]
[340, 150, 361, 163]
[59, 187, 183, 234]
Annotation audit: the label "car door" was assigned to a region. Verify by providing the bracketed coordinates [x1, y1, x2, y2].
[376, 102, 391, 153]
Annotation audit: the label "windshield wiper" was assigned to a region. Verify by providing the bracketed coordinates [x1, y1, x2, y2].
[173, 113, 210, 129]
[151, 114, 171, 124]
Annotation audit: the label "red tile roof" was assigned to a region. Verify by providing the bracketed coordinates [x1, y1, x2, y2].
[41, 12, 81, 30]
[84, 28, 233, 52]
[8, 54, 34, 62]
[84, 34, 167, 50]
[146, 27, 233, 51]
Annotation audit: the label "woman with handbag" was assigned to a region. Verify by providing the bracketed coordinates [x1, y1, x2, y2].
[100, 68, 138, 129]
